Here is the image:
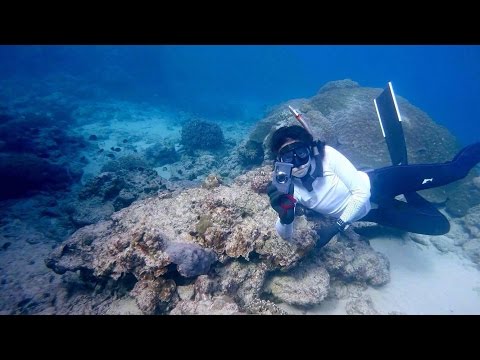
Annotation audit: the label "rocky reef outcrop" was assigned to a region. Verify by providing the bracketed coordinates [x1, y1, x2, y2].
[46, 165, 390, 314]
[180, 119, 225, 153]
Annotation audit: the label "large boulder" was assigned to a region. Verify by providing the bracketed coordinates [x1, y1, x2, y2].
[263, 258, 330, 307]
[216, 260, 268, 307]
[45, 166, 317, 313]
[180, 119, 225, 153]
[319, 236, 390, 286]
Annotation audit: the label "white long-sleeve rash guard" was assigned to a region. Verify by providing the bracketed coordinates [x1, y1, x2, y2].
[275, 145, 372, 241]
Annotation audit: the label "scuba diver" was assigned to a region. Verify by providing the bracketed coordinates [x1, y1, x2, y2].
[268, 83, 480, 248]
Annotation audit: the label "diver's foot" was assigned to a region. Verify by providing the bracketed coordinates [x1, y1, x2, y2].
[452, 142, 480, 170]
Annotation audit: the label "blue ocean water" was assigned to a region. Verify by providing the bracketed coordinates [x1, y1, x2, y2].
[0, 45, 479, 145]
[1, 45, 480, 315]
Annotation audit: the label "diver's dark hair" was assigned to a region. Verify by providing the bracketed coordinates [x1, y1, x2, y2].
[270, 125, 314, 154]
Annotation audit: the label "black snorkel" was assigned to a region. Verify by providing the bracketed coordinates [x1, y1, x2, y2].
[287, 106, 324, 191]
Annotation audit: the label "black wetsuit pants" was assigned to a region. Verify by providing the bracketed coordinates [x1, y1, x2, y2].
[360, 143, 480, 235]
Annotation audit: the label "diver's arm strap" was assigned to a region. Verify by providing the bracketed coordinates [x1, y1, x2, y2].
[275, 218, 294, 241]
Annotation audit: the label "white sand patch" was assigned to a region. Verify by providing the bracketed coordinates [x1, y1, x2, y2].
[304, 234, 480, 315]
[74, 104, 257, 183]
[364, 236, 480, 314]
[105, 296, 143, 315]
[75, 113, 184, 181]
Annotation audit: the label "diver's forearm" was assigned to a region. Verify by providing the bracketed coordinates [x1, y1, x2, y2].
[275, 218, 294, 240]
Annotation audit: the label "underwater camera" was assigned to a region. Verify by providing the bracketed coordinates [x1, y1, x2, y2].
[272, 161, 294, 194]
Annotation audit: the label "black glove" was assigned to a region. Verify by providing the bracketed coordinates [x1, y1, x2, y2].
[316, 219, 348, 249]
[267, 182, 296, 225]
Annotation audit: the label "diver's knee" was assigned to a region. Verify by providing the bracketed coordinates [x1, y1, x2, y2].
[431, 217, 450, 235]
[452, 142, 480, 174]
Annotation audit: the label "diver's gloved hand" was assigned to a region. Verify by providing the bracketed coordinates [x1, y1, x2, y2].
[316, 219, 348, 249]
[267, 182, 296, 225]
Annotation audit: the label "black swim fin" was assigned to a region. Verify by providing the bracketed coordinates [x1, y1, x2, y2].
[374, 82, 408, 166]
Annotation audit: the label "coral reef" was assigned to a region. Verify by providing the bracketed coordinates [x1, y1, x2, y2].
[169, 153, 218, 182]
[216, 260, 268, 307]
[234, 165, 272, 194]
[237, 140, 264, 166]
[345, 294, 379, 315]
[180, 119, 225, 153]
[243, 298, 288, 315]
[45, 165, 391, 314]
[130, 278, 177, 314]
[100, 155, 149, 173]
[317, 79, 360, 93]
[145, 141, 179, 167]
[318, 235, 390, 286]
[6, 78, 478, 315]
[263, 258, 330, 307]
[202, 174, 223, 189]
[170, 296, 241, 315]
[71, 167, 175, 227]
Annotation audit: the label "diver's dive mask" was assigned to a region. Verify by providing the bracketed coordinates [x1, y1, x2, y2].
[278, 142, 311, 168]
